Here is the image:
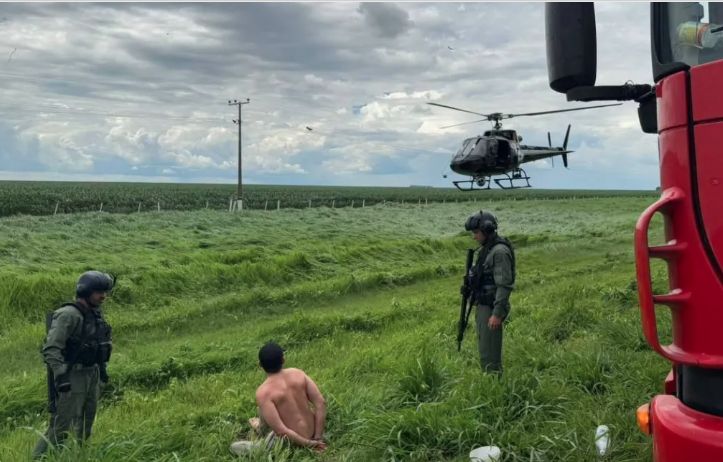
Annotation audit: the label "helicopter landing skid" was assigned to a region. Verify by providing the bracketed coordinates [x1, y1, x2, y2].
[493, 169, 532, 189]
[453, 177, 492, 191]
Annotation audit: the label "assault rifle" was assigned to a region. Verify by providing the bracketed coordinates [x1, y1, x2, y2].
[457, 248, 475, 351]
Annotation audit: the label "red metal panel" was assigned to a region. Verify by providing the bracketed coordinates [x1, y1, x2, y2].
[637, 127, 723, 364]
[657, 72, 689, 132]
[694, 122, 723, 272]
[651, 395, 723, 461]
[691, 60, 723, 123]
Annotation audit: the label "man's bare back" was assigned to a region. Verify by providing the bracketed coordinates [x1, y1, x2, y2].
[255, 367, 326, 449]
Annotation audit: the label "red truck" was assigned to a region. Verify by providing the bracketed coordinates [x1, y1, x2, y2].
[545, 3, 723, 460]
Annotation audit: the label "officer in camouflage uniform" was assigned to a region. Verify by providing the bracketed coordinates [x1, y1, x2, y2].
[33, 271, 114, 459]
[465, 211, 515, 374]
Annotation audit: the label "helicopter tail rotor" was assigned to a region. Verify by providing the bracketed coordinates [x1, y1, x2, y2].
[563, 124, 571, 150]
[562, 124, 572, 168]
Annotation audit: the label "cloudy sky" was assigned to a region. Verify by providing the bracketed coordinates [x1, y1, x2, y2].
[0, 2, 659, 189]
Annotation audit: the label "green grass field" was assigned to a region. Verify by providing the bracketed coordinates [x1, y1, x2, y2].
[0, 180, 656, 216]
[0, 195, 670, 461]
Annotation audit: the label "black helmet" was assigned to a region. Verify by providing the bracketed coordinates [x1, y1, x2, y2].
[76, 271, 115, 298]
[464, 210, 498, 234]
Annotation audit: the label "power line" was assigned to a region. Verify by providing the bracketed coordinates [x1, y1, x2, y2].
[304, 128, 453, 156]
[27, 104, 224, 121]
[0, 71, 341, 112]
[0, 70, 193, 91]
[0, 106, 229, 123]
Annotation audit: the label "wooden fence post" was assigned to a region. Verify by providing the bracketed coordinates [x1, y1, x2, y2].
[277, 200, 281, 211]
[138, 202, 142, 213]
[99, 203, 103, 212]
[362, 199, 365, 208]
[157, 201, 161, 212]
[54, 202, 59, 216]
[332, 200, 335, 209]
[264, 200, 268, 211]
[351, 200, 354, 208]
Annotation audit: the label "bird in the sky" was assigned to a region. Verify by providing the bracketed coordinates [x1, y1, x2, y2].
[305, 126, 313, 131]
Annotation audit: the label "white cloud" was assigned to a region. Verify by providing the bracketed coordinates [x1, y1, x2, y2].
[304, 74, 325, 85]
[0, 2, 658, 188]
[382, 90, 443, 100]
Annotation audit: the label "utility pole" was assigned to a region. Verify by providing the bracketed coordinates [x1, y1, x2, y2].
[228, 98, 250, 207]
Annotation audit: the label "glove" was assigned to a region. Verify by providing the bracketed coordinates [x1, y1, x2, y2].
[55, 373, 71, 393]
[99, 365, 109, 384]
[460, 285, 471, 297]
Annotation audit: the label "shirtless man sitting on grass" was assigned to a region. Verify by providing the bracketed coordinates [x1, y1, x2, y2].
[230, 342, 327, 455]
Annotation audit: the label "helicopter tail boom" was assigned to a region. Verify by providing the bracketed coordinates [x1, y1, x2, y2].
[520, 124, 573, 167]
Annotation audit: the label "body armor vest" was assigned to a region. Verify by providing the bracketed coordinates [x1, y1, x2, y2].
[473, 236, 516, 303]
[48, 303, 113, 366]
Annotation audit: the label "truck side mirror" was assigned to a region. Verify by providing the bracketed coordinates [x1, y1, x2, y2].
[545, 3, 598, 93]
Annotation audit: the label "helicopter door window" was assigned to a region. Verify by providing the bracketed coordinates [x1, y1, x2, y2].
[484, 139, 498, 166]
[497, 140, 512, 166]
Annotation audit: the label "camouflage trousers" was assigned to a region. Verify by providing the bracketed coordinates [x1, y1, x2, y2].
[32, 365, 100, 459]
[476, 304, 503, 374]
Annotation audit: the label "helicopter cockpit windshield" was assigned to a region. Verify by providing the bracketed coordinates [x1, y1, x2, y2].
[454, 137, 480, 160]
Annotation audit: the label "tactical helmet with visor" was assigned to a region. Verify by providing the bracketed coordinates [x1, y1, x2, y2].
[76, 271, 115, 298]
[465, 210, 498, 235]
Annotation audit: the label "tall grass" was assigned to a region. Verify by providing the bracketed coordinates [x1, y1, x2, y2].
[0, 196, 666, 461]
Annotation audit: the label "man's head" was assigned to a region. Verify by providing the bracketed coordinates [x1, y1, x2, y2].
[465, 210, 498, 244]
[259, 342, 285, 374]
[76, 271, 114, 307]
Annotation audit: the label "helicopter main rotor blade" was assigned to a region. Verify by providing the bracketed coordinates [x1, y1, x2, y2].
[440, 118, 490, 129]
[427, 102, 490, 117]
[502, 103, 622, 119]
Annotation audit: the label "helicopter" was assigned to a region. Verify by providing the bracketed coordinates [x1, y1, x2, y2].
[428, 102, 622, 190]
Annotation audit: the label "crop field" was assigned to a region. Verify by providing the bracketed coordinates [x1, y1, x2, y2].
[0, 193, 670, 461]
[0, 180, 656, 216]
